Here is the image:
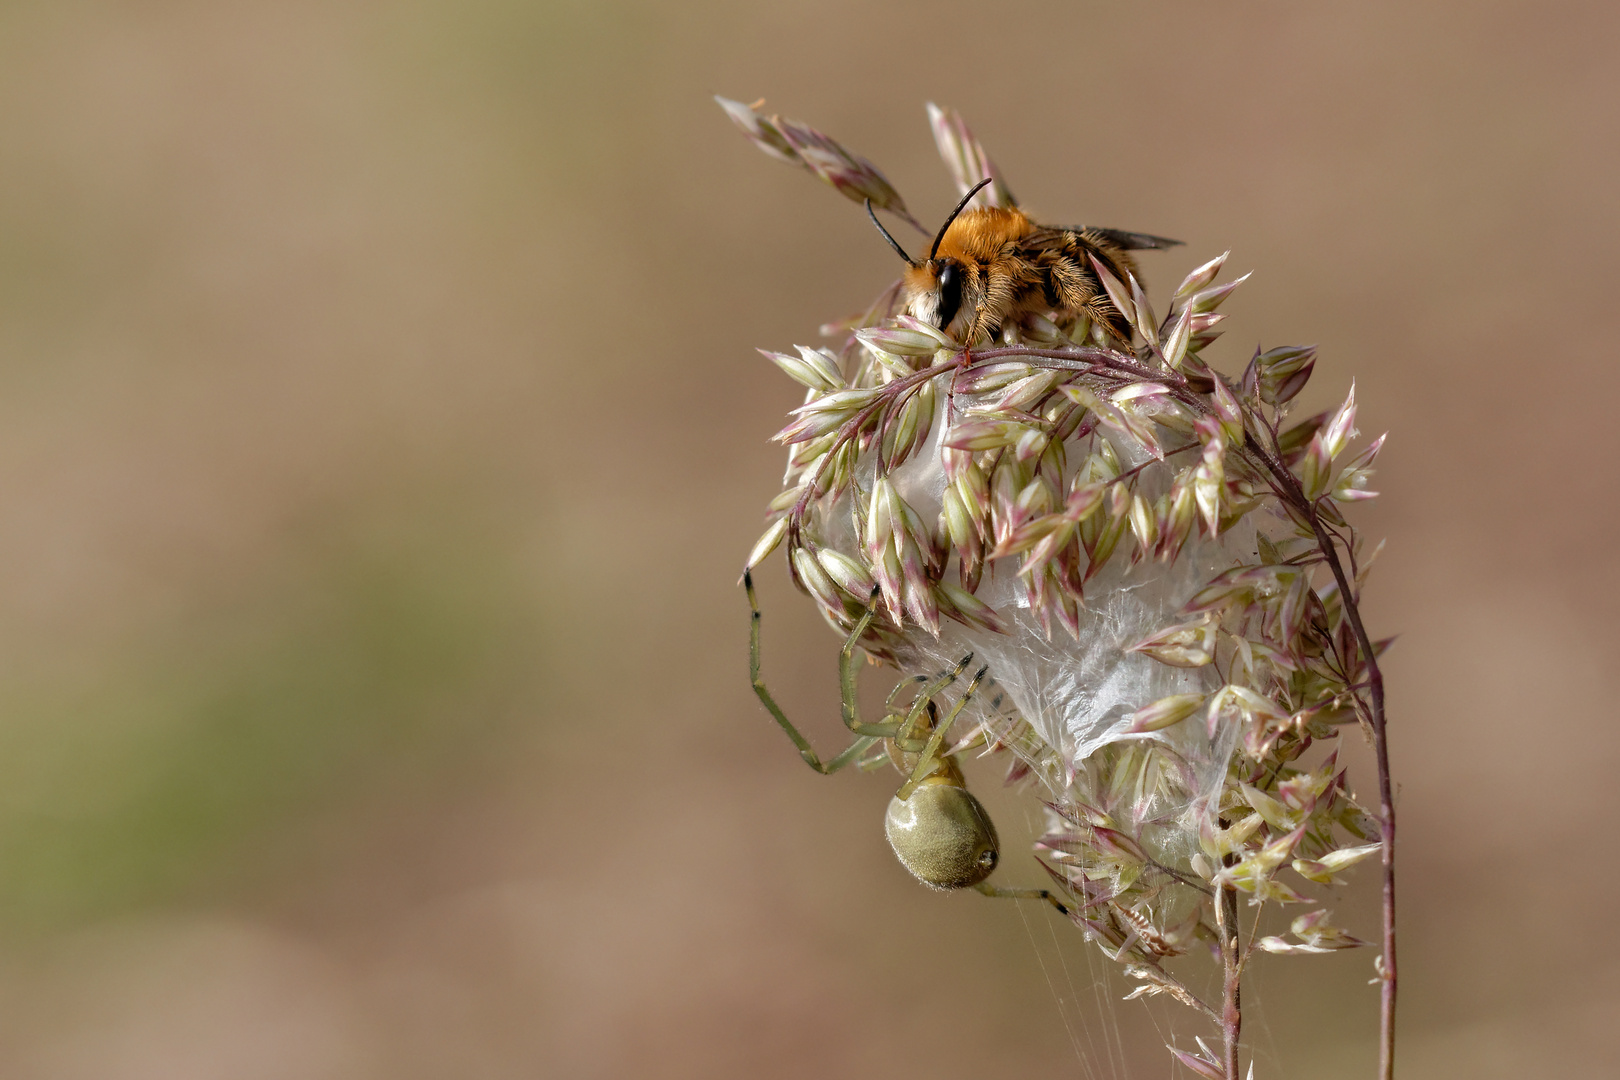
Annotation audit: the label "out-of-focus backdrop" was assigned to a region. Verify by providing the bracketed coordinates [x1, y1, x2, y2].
[0, 1, 1612, 1076]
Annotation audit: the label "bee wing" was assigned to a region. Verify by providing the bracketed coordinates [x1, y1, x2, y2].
[1081, 227, 1184, 251]
[1023, 225, 1183, 253]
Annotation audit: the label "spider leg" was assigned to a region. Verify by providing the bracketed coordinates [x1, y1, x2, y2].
[974, 882, 1072, 917]
[747, 571, 897, 774]
[884, 673, 930, 715]
[890, 654, 975, 752]
[836, 587, 918, 741]
[896, 664, 989, 800]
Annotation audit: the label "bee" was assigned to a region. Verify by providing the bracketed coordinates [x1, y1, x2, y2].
[867, 177, 1182, 345]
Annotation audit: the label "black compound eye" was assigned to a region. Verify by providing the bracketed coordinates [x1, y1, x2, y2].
[935, 261, 963, 331]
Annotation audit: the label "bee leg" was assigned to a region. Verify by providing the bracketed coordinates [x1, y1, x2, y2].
[1077, 291, 1132, 345]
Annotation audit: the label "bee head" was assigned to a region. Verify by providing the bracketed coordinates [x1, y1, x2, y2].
[868, 178, 992, 340]
[903, 258, 966, 335]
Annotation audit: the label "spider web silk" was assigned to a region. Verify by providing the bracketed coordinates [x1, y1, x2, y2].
[820, 395, 1251, 842]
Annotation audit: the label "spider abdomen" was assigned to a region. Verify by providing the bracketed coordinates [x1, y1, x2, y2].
[884, 776, 1000, 890]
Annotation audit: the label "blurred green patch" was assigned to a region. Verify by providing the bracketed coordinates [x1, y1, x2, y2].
[0, 518, 540, 935]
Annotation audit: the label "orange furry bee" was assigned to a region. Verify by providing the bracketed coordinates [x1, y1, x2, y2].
[867, 178, 1182, 345]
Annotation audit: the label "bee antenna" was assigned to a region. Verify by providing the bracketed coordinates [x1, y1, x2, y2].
[930, 177, 994, 260]
[866, 200, 917, 267]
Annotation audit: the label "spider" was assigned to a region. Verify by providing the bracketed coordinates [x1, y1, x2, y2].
[745, 569, 1067, 911]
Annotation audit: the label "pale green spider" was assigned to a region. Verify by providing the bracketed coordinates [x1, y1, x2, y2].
[745, 569, 1067, 911]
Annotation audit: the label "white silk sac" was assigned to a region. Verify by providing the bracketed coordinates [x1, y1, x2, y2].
[823, 404, 1253, 833]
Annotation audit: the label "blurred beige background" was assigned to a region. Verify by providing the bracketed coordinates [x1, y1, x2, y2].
[0, 1, 1612, 1076]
